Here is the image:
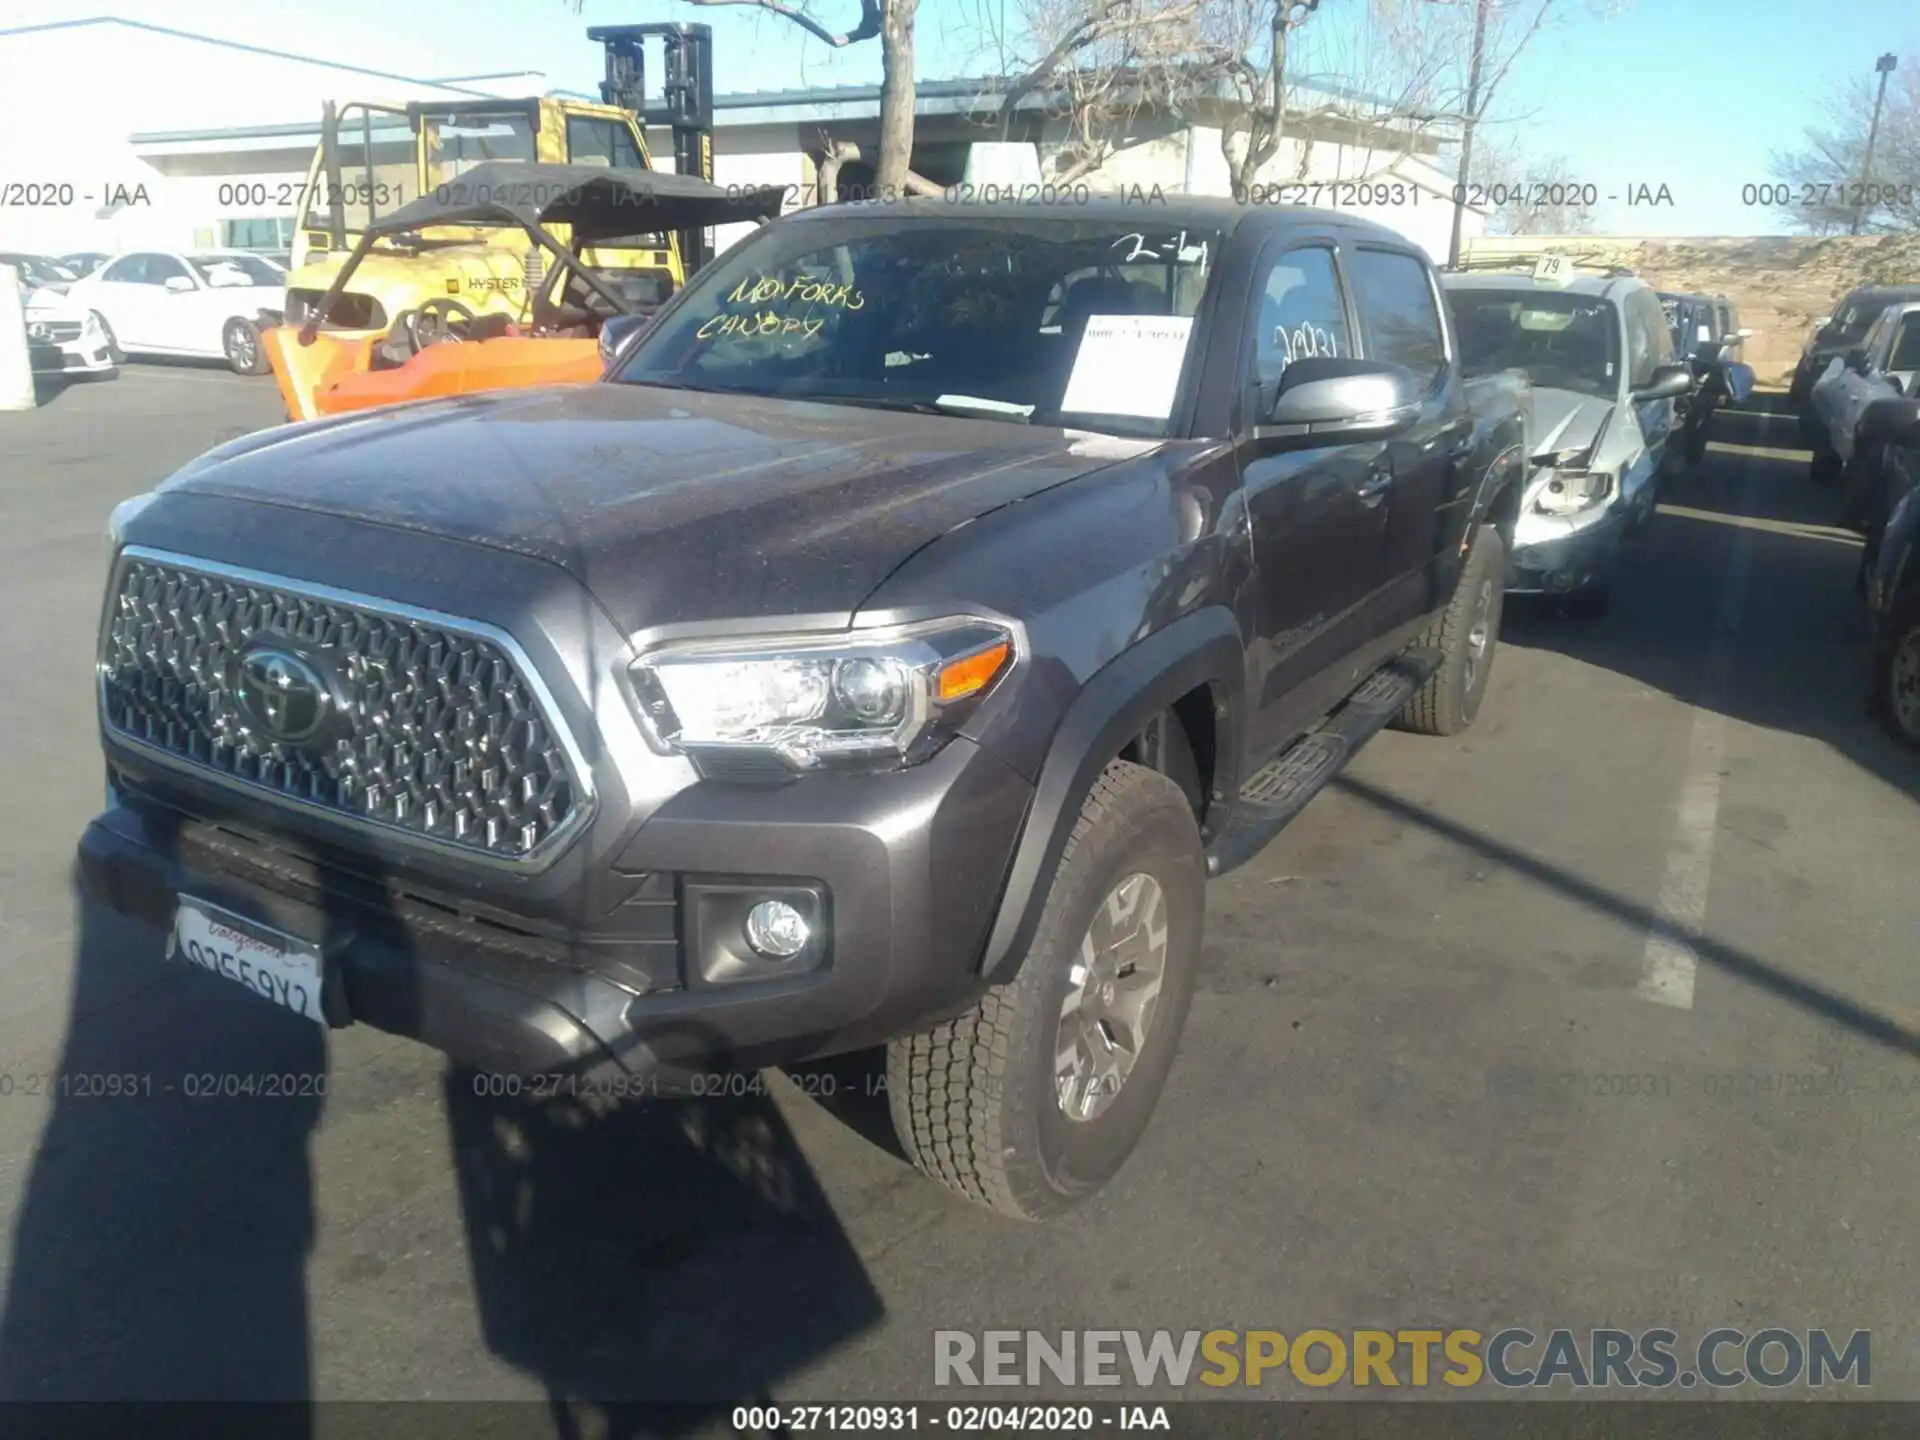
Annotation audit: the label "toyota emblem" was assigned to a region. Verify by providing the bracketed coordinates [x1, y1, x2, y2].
[234, 645, 337, 745]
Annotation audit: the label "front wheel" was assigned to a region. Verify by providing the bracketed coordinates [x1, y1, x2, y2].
[887, 760, 1205, 1220]
[223, 318, 268, 376]
[1395, 523, 1505, 736]
[90, 312, 123, 365]
[1875, 591, 1920, 749]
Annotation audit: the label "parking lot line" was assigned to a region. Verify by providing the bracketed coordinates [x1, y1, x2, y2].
[1636, 476, 1758, 1010]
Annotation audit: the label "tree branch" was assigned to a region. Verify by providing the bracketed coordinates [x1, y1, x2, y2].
[683, 0, 882, 49]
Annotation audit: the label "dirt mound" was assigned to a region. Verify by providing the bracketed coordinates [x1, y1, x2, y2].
[1459, 233, 1920, 386]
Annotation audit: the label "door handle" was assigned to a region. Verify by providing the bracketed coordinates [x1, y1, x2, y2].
[1357, 463, 1392, 506]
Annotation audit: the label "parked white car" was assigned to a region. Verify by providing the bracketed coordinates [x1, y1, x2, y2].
[0, 253, 116, 378]
[66, 250, 286, 375]
[1809, 299, 1920, 480]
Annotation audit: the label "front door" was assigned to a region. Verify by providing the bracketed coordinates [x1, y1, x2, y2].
[1345, 243, 1472, 628]
[1234, 236, 1397, 759]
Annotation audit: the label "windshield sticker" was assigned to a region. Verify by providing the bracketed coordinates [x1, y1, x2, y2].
[1110, 231, 1209, 267]
[1059, 314, 1195, 420]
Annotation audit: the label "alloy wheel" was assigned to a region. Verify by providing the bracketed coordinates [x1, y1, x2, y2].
[1055, 872, 1169, 1122]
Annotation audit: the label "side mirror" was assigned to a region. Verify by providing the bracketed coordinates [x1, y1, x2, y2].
[1256, 359, 1422, 445]
[1719, 361, 1756, 405]
[1633, 363, 1692, 402]
[1845, 347, 1871, 374]
[1731, 328, 1753, 341]
[1694, 339, 1726, 367]
[598, 313, 649, 369]
[1858, 396, 1920, 447]
[164, 275, 195, 294]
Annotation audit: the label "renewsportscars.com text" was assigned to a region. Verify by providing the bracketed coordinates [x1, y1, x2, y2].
[934, 1328, 1870, 1391]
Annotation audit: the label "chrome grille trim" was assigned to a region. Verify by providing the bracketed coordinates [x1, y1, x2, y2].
[97, 546, 597, 871]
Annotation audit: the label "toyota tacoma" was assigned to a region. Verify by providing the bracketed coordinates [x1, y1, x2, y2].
[84, 199, 1528, 1220]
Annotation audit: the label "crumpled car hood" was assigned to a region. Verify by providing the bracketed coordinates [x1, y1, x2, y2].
[1529, 386, 1615, 462]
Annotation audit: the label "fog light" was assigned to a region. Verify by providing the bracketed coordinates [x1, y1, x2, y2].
[744, 899, 810, 958]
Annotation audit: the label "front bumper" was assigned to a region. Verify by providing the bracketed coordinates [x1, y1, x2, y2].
[80, 732, 1033, 1091]
[27, 336, 114, 374]
[1505, 505, 1630, 595]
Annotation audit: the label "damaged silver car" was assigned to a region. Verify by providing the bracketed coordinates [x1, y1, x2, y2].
[1444, 269, 1694, 617]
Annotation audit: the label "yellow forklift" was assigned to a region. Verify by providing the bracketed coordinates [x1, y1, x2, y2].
[281, 23, 719, 340]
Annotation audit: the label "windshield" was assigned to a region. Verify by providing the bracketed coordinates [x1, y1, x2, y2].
[188, 254, 283, 287]
[612, 217, 1219, 436]
[1, 254, 75, 287]
[424, 111, 539, 188]
[1448, 288, 1621, 399]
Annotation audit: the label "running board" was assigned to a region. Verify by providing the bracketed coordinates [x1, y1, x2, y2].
[1206, 649, 1443, 878]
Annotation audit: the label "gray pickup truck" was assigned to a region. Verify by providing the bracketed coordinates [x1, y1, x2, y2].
[85, 198, 1528, 1219]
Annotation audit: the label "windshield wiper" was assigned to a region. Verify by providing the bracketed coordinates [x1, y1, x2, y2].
[801, 394, 1035, 424]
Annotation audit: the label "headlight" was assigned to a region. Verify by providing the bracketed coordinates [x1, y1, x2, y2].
[1531, 469, 1614, 517]
[106, 491, 158, 553]
[629, 617, 1016, 775]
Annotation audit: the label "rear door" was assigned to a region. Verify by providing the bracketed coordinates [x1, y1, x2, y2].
[1344, 243, 1467, 629]
[1234, 229, 1395, 756]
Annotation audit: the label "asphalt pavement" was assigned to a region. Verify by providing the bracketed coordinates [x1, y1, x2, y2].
[1, 365, 1917, 1423]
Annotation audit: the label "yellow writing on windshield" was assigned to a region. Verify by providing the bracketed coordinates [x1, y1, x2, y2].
[725, 274, 866, 310]
[697, 310, 828, 341]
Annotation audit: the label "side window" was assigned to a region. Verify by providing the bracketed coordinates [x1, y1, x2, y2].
[1248, 246, 1351, 400]
[567, 117, 645, 171]
[1889, 316, 1920, 372]
[1349, 248, 1446, 386]
[101, 255, 146, 284]
[145, 254, 192, 288]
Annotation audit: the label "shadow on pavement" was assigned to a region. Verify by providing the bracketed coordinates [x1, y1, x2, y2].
[1501, 391, 1920, 807]
[1334, 772, 1920, 1064]
[0, 805, 884, 1434]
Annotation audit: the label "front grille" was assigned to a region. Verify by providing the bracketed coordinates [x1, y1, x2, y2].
[99, 554, 586, 863]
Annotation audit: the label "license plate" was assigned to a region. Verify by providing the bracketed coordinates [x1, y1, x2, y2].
[167, 898, 326, 1026]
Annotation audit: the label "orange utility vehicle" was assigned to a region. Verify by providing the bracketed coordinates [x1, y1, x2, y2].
[265, 162, 784, 420]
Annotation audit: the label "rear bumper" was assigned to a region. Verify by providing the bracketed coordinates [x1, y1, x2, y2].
[79, 732, 1031, 1091]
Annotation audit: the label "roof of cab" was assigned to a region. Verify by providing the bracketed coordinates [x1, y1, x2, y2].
[775, 195, 1430, 248]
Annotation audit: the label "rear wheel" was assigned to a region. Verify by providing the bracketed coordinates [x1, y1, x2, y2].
[223, 318, 268, 376]
[1396, 523, 1504, 737]
[887, 761, 1205, 1220]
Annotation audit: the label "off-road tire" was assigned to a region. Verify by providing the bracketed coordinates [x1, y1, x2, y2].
[887, 761, 1205, 1221]
[1395, 523, 1505, 737]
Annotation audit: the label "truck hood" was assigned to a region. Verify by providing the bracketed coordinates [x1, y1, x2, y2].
[1528, 386, 1614, 462]
[158, 383, 1140, 634]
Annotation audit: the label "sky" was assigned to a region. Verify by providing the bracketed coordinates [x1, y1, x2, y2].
[4, 0, 1916, 236]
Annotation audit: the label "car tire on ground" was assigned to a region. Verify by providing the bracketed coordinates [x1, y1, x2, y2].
[1874, 589, 1920, 750]
[1395, 523, 1505, 737]
[887, 759, 1205, 1221]
[90, 313, 122, 365]
[223, 318, 269, 377]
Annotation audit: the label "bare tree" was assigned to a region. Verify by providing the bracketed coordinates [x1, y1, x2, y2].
[996, 0, 1460, 195]
[1469, 134, 1595, 234]
[1769, 59, 1920, 234]
[1373, 0, 1595, 263]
